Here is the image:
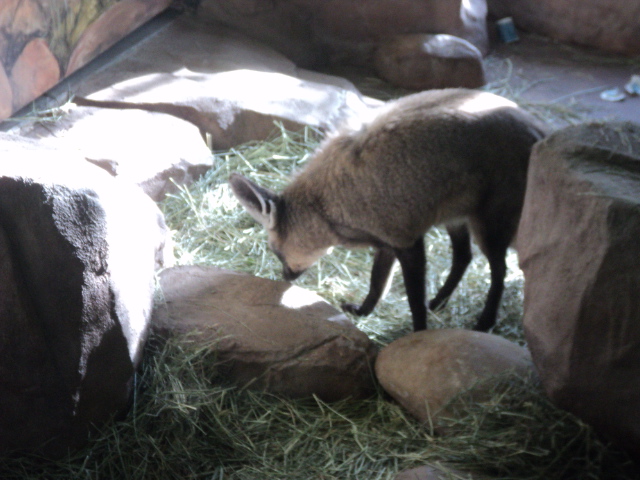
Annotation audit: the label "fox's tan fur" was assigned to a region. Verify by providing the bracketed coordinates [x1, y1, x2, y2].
[230, 88, 548, 331]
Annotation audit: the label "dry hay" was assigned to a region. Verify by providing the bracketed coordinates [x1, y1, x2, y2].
[0, 335, 634, 480]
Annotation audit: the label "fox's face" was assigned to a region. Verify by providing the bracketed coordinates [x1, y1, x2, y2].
[267, 229, 331, 280]
[229, 173, 335, 281]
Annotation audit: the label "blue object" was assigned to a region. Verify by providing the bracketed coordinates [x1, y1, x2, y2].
[497, 17, 519, 44]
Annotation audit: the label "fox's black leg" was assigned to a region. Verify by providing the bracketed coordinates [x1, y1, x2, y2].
[394, 237, 427, 331]
[429, 224, 473, 311]
[342, 247, 396, 316]
[474, 245, 507, 331]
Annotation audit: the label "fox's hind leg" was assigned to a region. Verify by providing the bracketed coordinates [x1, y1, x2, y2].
[429, 224, 473, 312]
[470, 217, 513, 332]
[342, 247, 396, 317]
[394, 237, 428, 331]
[474, 245, 507, 331]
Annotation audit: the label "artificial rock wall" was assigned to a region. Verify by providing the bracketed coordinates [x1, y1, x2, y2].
[0, 0, 171, 121]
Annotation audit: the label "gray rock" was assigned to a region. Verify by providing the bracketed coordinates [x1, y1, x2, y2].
[374, 34, 486, 90]
[518, 121, 640, 458]
[375, 329, 532, 424]
[152, 265, 378, 401]
[0, 149, 169, 456]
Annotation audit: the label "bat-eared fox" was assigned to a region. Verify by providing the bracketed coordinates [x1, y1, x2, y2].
[230, 88, 548, 331]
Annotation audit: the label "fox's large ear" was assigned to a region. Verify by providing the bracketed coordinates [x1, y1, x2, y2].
[229, 173, 279, 230]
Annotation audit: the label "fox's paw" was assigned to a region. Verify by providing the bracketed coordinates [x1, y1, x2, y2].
[472, 313, 496, 332]
[341, 302, 365, 316]
[428, 295, 449, 311]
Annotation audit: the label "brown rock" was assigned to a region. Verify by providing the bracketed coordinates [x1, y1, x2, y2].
[66, 0, 171, 76]
[487, 0, 640, 57]
[9, 37, 60, 110]
[375, 329, 532, 424]
[197, 0, 489, 68]
[518, 121, 640, 458]
[0, 147, 169, 456]
[152, 265, 378, 401]
[14, 105, 213, 201]
[374, 34, 486, 90]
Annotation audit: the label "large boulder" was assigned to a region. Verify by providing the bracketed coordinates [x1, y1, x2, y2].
[518, 121, 640, 458]
[197, 0, 489, 68]
[375, 329, 532, 425]
[487, 0, 640, 57]
[152, 265, 378, 401]
[0, 148, 169, 456]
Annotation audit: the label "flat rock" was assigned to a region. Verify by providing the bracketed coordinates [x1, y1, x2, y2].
[518, 121, 640, 458]
[75, 16, 381, 150]
[152, 265, 378, 401]
[0, 148, 169, 456]
[13, 106, 214, 201]
[375, 329, 532, 424]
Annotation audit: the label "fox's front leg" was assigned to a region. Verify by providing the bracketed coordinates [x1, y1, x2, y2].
[342, 247, 396, 317]
[394, 238, 427, 331]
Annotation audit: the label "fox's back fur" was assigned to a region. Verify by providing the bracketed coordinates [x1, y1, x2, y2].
[282, 88, 547, 251]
